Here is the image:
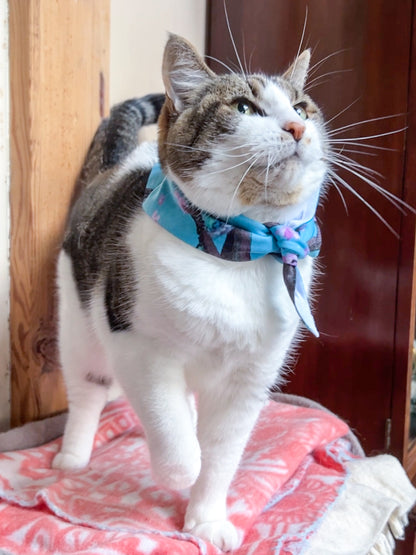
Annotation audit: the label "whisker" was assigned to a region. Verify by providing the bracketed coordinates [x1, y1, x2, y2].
[329, 126, 407, 143]
[206, 153, 258, 177]
[306, 68, 353, 89]
[330, 159, 399, 209]
[223, 0, 246, 77]
[204, 54, 236, 75]
[333, 147, 378, 157]
[226, 155, 260, 220]
[326, 98, 361, 126]
[247, 47, 255, 74]
[328, 140, 398, 152]
[310, 40, 321, 62]
[290, 5, 308, 81]
[329, 158, 414, 214]
[327, 168, 400, 238]
[165, 141, 257, 157]
[330, 152, 383, 179]
[328, 113, 407, 137]
[264, 152, 271, 204]
[308, 48, 351, 77]
[328, 176, 349, 215]
[241, 34, 251, 76]
[216, 142, 259, 152]
[304, 78, 333, 92]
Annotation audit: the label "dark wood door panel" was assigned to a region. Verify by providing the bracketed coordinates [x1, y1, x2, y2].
[207, 0, 414, 453]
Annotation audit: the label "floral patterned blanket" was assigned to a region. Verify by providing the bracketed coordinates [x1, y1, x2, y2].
[0, 397, 365, 554]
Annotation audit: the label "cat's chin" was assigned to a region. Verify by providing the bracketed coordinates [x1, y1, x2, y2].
[243, 204, 296, 223]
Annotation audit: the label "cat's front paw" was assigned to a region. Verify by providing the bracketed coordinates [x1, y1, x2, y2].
[184, 519, 241, 552]
[52, 451, 89, 471]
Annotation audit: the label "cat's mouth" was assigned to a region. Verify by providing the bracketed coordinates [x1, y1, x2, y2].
[254, 151, 304, 173]
[257, 140, 325, 175]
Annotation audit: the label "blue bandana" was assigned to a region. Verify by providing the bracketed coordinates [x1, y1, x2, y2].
[143, 163, 321, 337]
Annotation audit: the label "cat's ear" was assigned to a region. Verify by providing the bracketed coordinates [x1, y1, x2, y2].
[283, 49, 311, 90]
[162, 34, 215, 112]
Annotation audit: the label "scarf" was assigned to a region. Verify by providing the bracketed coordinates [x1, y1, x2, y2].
[143, 163, 321, 337]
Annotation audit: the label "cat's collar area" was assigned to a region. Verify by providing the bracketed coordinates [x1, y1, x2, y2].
[142, 163, 321, 337]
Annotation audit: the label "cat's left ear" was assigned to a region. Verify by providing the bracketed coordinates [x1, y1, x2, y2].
[283, 49, 311, 91]
[163, 34, 215, 112]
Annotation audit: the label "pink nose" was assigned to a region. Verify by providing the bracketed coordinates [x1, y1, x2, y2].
[284, 121, 305, 141]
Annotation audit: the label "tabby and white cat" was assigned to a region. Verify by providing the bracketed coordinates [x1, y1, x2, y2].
[52, 34, 328, 550]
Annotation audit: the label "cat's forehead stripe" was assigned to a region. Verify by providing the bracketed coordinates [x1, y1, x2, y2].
[247, 76, 267, 98]
[261, 81, 297, 119]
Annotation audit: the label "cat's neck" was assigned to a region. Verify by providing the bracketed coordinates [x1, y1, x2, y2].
[243, 190, 320, 226]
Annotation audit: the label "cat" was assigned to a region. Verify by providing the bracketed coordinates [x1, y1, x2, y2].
[52, 33, 328, 551]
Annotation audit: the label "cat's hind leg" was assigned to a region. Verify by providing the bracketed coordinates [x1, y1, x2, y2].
[52, 252, 114, 470]
[52, 377, 109, 471]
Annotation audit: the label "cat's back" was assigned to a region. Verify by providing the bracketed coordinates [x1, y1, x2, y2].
[62, 94, 163, 286]
[61, 141, 158, 318]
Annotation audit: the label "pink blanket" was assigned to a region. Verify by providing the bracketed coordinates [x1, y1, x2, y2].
[0, 397, 354, 554]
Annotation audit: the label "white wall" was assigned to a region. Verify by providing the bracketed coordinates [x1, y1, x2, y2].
[0, 0, 10, 432]
[110, 0, 206, 138]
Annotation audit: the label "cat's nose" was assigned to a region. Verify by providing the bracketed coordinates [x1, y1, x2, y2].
[284, 121, 305, 141]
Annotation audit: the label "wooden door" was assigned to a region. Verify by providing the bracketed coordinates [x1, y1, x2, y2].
[207, 0, 416, 455]
[9, 0, 110, 426]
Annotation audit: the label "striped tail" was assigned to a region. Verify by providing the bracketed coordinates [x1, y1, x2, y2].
[77, 93, 165, 188]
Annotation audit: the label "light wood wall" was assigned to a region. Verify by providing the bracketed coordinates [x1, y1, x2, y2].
[0, 0, 10, 432]
[9, 0, 110, 426]
[8, 0, 206, 427]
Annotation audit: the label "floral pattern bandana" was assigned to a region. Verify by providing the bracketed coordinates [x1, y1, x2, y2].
[143, 163, 321, 336]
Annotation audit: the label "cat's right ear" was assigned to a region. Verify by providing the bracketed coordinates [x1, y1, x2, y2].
[283, 49, 311, 91]
[162, 34, 215, 113]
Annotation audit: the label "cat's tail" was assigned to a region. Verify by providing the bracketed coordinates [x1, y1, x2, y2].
[102, 94, 165, 169]
[76, 93, 165, 188]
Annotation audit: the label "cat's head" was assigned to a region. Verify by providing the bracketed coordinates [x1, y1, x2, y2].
[158, 34, 328, 223]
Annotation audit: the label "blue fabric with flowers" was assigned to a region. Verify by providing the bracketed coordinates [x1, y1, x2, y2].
[143, 163, 321, 337]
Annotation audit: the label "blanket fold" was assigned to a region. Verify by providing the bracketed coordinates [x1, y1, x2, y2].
[304, 454, 416, 555]
[0, 396, 414, 555]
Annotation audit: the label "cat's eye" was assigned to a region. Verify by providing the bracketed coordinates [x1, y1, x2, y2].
[293, 103, 308, 120]
[233, 100, 255, 116]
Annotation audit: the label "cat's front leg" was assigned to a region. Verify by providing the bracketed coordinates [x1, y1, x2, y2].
[184, 386, 266, 551]
[115, 341, 201, 490]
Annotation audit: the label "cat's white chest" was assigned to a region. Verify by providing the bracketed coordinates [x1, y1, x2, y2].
[129, 215, 310, 369]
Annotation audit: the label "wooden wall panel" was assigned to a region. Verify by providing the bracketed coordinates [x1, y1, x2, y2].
[393, 1, 416, 473]
[9, 0, 110, 426]
[207, 0, 414, 455]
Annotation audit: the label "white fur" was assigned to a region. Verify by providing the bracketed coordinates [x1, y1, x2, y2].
[54, 77, 322, 551]
[261, 82, 303, 128]
[113, 141, 158, 181]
